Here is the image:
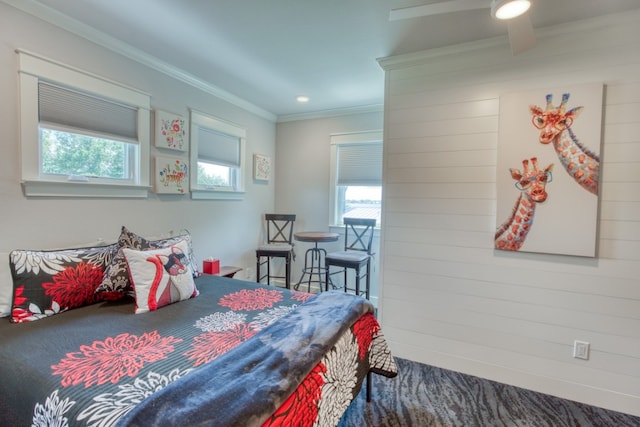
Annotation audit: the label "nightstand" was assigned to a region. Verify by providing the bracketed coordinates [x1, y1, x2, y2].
[218, 266, 242, 278]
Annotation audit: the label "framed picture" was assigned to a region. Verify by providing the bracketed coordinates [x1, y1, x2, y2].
[494, 82, 603, 257]
[253, 154, 271, 181]
[155, 110, 188, 151]
[154, 156, 189, 194]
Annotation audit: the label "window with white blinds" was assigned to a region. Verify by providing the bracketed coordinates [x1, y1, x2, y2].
[18, 50, 151, 198]
[329, 131, 383, 226]
[190, 110, 246, 200]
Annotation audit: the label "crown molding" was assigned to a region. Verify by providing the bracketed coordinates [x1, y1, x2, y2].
[277, 103, 384, 123]
[2, 0, 277, 122]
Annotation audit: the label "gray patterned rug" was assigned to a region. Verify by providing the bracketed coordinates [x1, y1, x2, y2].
[338, 358, 640, 426]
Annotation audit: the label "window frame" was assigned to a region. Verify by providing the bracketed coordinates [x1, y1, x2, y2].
[189, 109, 246, 200]
[38, 126, 138, 183]
[329, 130, 383, 227]
[17, 50, 151, 198]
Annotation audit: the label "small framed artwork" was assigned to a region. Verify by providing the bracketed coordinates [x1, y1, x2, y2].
[155, 110, 188, 151]
[155, 156, 188, 194]
[253, 154, 271, 181]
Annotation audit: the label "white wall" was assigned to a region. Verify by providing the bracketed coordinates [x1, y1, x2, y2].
[275, 112, 383, 297]
[0, 3, 275, 275]
[378, 11, 640, 416]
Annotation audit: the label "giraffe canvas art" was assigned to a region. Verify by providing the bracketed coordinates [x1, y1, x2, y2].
[495, 158, 553, 251]
[530, 93, 599, 195]
[495, 83, 603, 257]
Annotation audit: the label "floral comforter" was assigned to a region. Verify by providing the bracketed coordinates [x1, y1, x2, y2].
[0, 275, 396, 427]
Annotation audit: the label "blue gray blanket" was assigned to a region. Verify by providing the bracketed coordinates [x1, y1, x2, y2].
[118, 291, 376, 427]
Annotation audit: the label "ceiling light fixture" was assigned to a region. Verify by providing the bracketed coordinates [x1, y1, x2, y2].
[296, 95, 310, 103]
[490, 0, 531, 20]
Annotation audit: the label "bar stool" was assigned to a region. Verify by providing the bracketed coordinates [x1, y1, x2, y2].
[324, 217, 376, 299]
[256, 214, 296, 288]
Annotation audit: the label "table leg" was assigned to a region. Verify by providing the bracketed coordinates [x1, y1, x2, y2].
[294, 243, 328, 292]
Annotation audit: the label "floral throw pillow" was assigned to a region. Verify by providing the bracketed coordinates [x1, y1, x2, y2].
[95, 227, 199, 298]
[9, 243, 119, 323]
[123, 239, 198, 314]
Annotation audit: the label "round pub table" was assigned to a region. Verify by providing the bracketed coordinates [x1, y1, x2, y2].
[293, 231, 339, 292]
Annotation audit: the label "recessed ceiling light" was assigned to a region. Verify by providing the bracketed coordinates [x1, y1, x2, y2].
[296, 95, 310, 103]
[491, 0, 531, 20]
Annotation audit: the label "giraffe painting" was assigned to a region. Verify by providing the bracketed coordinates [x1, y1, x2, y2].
[496, 83, 601, 257]
[529, 93, 599, 195]
[495, 157, 553, 251]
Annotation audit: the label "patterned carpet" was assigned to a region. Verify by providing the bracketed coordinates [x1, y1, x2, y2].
[338, 358, 640, 427]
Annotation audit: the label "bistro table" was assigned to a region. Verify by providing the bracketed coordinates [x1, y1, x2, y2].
[293, 231, 339, 292]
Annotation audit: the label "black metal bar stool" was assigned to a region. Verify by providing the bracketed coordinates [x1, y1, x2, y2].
[324, 218, 376, 299]
[256, 214, 296, 288]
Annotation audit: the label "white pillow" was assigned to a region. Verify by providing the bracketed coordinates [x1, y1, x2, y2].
[123, 239, 198, 314]
[0, 253, 11, 317]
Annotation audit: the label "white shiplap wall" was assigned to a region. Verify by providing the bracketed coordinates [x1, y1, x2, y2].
[378, 10, 640, 416]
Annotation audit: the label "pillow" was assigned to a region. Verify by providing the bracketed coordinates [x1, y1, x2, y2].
[123, 239, 198, 314]
[95, 226, 199, 298]
[0, 253, 12, 317]
[1, 240, 117, 318]
[8, 243, 119, 323]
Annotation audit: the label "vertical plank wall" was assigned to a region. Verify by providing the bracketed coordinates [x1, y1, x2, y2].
[378, 11, 640, 416]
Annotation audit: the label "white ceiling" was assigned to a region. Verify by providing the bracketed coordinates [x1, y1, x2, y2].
[16, 0, 640, 119]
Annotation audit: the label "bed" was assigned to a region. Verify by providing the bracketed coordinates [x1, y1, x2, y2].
[0, 273, 397, 426]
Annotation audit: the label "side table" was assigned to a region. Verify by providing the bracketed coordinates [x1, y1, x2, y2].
[218, 266, 242, 278]
[293, 231, 339, 292]
[203, 266, 242, 278]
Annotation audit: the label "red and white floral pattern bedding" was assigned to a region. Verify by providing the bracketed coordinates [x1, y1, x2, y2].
[0, 275, 396, 427]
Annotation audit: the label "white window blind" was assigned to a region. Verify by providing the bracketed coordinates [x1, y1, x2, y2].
[39, 82, 138, 142]
[190, 109, 246, 200]
[197, 127, 241, 167]
[337, 142, 383, 186]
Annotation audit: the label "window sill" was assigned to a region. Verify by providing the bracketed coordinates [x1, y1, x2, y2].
[329, 224, 381, 237]
[191, 189, 245, 200]
[22, 180, 150, 198]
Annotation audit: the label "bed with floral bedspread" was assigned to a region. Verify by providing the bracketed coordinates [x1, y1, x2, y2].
[0, 275, 397, 426]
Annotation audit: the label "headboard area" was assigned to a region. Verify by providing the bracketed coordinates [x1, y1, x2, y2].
[0, 226, 196, 321]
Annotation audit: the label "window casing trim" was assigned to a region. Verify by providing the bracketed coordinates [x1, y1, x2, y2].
[21, 180, 151, 198]
[17, 49, 151, 198]
[190, 109, 246, 200]
[329, 130, 383, 226]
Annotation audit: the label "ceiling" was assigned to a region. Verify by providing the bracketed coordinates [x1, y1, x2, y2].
[15, 0, 640, 119]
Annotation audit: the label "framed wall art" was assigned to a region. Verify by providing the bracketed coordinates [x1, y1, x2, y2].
[494, 82, 603, 257]
[253, 154, 271, 181]
[155, 156, 189, 194]
[155, 110, 188, 151]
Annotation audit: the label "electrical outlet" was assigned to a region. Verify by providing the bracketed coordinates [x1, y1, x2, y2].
[245, 267, 254, 281]
[573, 340, 590, 360]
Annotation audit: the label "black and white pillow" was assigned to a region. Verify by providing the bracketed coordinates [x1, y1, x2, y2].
[9, 243, 119, 323]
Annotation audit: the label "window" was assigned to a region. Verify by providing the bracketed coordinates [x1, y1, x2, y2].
[18, 50, 151, 197]
[329, 131, 383, 226]
[190, 110, 246, 200]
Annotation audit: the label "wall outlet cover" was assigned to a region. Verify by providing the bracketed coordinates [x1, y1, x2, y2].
[573, 340, 590, 360]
